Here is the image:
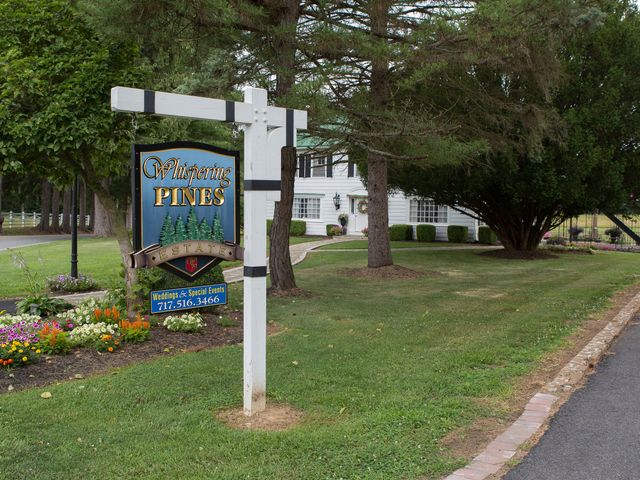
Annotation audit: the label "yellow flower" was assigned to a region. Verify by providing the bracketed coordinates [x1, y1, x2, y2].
[21, 356, 27, 362]
[24, 342, 29, 347]
[18, 349, 23, 353]
[36, 349, 41, 354]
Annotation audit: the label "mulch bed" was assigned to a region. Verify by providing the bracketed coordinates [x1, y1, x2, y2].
[1, 312, 248, 394]
[342, 265, 428, 279]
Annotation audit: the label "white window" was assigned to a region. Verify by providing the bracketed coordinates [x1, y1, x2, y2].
[410, 199, 448, 223]
[293, 196, 321, 219]
[312, 157, 326, 177]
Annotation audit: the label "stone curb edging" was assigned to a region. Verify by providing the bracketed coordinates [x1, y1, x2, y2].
[443, 289, 640, 480]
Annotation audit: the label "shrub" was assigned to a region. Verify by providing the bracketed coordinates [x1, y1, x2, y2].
[338, 213, 349, 226]
[478, 226, 497, 245]
[267, 219, 306, 236]
[447, 225, 468, 243]
[326, 224, 343, 236]
[290, 220, 306, 236]
[605, 227, 623, 244]
[162, 313, 206, 333]
[38, 322, 71, 355]
[119, 315, 151, 343]
[361, 227, 369, 237]
[416, 224, 436, 242]
[389, 224, 413, 241]
[16, 294, 72, 317]
[46, 273, 97, 293]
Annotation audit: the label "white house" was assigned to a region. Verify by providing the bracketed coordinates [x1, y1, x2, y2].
[266, 146, 479, 241]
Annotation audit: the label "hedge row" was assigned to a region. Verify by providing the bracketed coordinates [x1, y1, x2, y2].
[266, 219, 306, 237]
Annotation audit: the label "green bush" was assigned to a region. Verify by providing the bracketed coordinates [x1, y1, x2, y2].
[447, 225, 468, 243]
[389, 224, 413, 241]
[326, 224, 343, 236]
[290, 220, 306, 236]
[416, 224, 436, 242]
[267, 219, 306, 236]
[478, 226, 497, 245]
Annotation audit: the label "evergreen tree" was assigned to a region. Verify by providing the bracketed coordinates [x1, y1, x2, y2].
[186, 208, 200, 240]
[199, 218, 212, 241]
[212, 214, 224, 243]
[174, 215, 187, 242]
[159, 213, 175, 246]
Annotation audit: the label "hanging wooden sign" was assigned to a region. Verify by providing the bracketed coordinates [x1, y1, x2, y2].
[131, 141, 241, 281]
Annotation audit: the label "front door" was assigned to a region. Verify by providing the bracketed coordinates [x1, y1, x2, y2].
[350, 197, 368, 235]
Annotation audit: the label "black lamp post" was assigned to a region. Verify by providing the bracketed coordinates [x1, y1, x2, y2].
[71, 174, 78, 278]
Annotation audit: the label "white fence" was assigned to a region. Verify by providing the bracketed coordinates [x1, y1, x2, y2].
[0, 211, 91, 229]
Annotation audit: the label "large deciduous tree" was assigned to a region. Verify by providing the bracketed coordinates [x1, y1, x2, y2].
[0, 0, 142, 312]
[390, 1, 635, 252]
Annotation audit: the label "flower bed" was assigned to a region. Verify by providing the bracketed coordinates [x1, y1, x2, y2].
[1, 295, 246, 387]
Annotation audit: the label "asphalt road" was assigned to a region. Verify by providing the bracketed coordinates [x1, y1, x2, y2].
[0, 234, 73, 252]
[504, 318, 640, 480]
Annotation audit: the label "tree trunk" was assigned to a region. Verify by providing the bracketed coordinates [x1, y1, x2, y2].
[269, 146, 298, 291]
[80, 151, 139, 317]
[79, 179, 87, 231]
[94, 188, 140, 317]
[50, 186, 61, 232]
[61, 189, 71, 233]
[39, 180, 51, 232]
[366, 0, 393, 268]
[267, 0, 301, 292]
[367, 154, 393, 267]
[93, 193, 114, 237]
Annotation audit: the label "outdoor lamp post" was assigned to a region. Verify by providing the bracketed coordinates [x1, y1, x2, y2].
[333, 192, 341, 210]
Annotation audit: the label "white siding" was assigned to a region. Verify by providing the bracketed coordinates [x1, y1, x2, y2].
[266, 150, 478, 239]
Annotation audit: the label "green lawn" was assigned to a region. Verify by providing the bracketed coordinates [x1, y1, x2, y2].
[1, 249, 639, 479]
[318, 239, 471, 250]
[0, 238, 122, 298]
[0, 236, 327, 298]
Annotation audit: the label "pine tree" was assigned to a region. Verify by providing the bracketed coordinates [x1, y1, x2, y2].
[186, 208, 200, 240]
[174, 215, 187, 242]
[159, 214, 175, 246]
[212, 214, 224, 243]
[199, 218, 212, 241]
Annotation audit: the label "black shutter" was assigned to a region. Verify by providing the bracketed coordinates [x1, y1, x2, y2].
[305, 155, 312, 178]
[347, 161, 354, 177]
[298, 155, 305, 178]
[327, 155, 333, 177]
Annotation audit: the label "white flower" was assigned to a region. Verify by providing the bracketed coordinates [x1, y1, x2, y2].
[0, 314, 41, 326]
[162, 313, 205, 333]
[68, 322, 119, 346]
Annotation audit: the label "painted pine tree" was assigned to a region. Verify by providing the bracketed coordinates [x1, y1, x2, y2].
[174, 215, 187, 242]
[159, 214, 175, 246]
[186, 208, 200, 240]
[199, 218, 212, 240]
[212, 214, 224, 243]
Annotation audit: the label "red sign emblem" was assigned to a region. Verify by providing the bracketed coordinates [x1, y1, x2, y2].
[185, 256, 198, 273]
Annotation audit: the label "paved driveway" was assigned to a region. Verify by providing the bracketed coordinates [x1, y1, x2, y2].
[0, 234, 74, 252]
[504, 319, 640, 480]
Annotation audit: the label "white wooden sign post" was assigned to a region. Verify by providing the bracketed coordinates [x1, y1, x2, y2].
[111, 86, 307, 415]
